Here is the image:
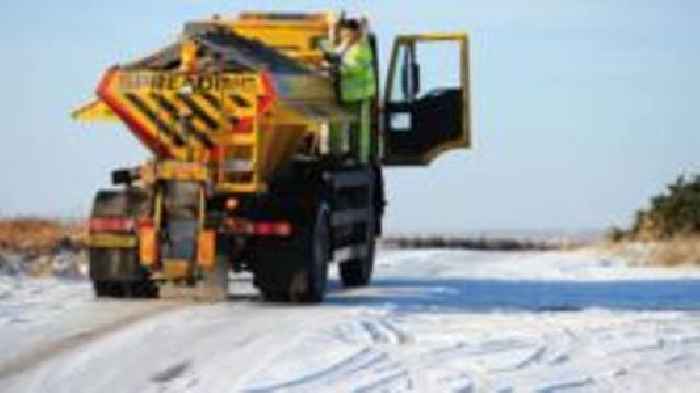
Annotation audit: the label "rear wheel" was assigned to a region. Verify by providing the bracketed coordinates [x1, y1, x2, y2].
[128, 280, 159, 298]
[93, 280, 158, 299]
[89, 189, 157, 299]
[256, 203, 331, 303]
[292, 203, 330, 303]
[93, 281, 121, 298]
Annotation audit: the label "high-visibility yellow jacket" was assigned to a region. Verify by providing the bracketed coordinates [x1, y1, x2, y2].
[339, 39, 377, 103]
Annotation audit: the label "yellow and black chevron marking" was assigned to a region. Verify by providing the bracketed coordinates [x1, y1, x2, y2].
[119, 92, 219, 150]
[123, 93, 186, 146]
[120, 92, 258, 147]
[229, 94, 253, 110]
[101, 71, 261, 159]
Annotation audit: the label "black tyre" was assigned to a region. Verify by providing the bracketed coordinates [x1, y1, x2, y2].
[93, 279, 158, 299]
[339, 237, 375, 287]
[94, 281, 120, 298]
[292, 203, 331, 303]
[256, 203, 331, 303]
[127, 280, 159, 298]
[93, 281, 124, 298]
[253, 261, 291, 302]
[340, 205, 376, 287]
[89, 189, 157, 300]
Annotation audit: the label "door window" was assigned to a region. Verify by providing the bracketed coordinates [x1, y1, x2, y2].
[389, 40, 462, 104]
[383, 34, 471, 166]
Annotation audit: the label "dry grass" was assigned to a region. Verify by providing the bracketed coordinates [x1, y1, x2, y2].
[648, 237, 700, 266]
[0, 218, 86, 254]
[601, 237, 700, 267]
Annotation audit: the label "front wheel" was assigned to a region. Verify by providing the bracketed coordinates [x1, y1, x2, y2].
[340, 204, 376, 287]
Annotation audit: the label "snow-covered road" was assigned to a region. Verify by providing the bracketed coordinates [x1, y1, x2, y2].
[2, 249, 700, 392]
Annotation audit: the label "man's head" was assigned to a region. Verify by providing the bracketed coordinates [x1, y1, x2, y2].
[339, 18, 363, 43]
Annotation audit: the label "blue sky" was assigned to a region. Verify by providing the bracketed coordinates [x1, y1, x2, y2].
[0, 1, 698, 233]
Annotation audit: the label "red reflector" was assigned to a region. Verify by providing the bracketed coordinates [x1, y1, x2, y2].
[231, 117, 254, 133]
[224, 218, 292, 237]
[273, 222, 292, 236]
[254, 222, 274, 236]
[137, 217, 154, 229]
[254, 221, 292, 237]
[89, 217, 135, 233]
[225, 218, 255, 235]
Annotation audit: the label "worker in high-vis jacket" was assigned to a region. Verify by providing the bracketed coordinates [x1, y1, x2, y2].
[324, 18, 377, 164]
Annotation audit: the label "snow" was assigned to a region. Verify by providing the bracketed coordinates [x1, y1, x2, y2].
[1, 249, 700, 392]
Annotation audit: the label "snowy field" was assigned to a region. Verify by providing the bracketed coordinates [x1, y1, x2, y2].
[2, 249, 700, 392]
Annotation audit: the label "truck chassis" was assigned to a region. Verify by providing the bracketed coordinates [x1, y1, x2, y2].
[89, 160, 383, 303]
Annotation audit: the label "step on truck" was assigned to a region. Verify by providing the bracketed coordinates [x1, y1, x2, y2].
[73, 12, 472, 303]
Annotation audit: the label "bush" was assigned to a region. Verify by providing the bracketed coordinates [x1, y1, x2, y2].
[623, 174, 700, 240]
[606, 226, 626, 243]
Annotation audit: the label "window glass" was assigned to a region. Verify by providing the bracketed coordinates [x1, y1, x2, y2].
[389, 40, 461, 102]
[414, 41, 461, 96]
[390, 44, 409, 102]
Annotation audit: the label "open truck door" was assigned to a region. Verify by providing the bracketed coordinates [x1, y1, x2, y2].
[382, 34, 471, 166]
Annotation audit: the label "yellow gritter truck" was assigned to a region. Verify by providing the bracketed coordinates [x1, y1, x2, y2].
[73, 12, 471, 303]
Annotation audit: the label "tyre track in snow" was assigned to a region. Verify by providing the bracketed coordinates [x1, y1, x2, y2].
[242, 308, 700, 392]
[5, 249, 700, 392]
[245, 314, 494, 392]
[0, 301, 181, 381]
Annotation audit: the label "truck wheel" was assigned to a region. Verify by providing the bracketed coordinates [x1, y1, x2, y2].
[196, 255, 229, 302]
[254, 261, 289, 302]
[93, 280, 157, 299]
[90, 190, 156, 299]
[340, 206, 376, 287]
[290, 203, 331, 303]
[128, 280, 159, 298]
[256, 203, 330, 303]
[93, 281, 122, 298]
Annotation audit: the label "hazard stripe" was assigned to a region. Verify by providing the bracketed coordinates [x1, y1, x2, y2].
[150, 93, 215, 148]
[181, 117, 216, 148]
[97, 70, 173, 158]
[229, 94, 252, 108]
[191, 94, 221, 127]
[200, 93, 221, 110]
[150, 93, 179, 122]
[180, 95, 219, 145]
[148, 93, 189, 144]
[176, 94, 219, 131]
[124, 93, 184, 146]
